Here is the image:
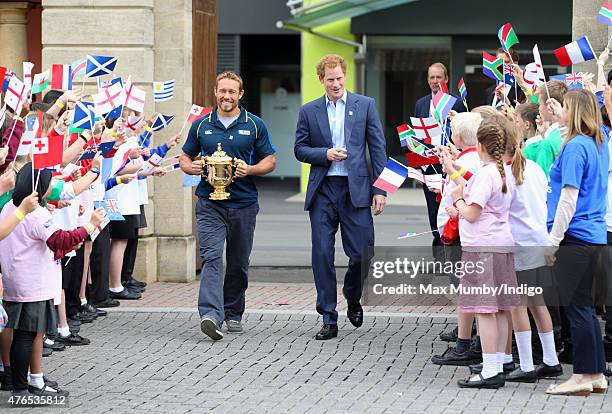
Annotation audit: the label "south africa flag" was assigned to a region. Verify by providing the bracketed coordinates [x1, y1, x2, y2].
[498, 23, 519, 52]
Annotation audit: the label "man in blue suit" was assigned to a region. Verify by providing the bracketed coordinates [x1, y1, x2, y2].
[414, 63, 466, 261]
[294, 54, 387, 340]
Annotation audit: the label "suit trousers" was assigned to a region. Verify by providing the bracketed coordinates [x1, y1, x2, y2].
[63, 246, 84, 318]
[421, 173, 443, 261]
[89, 226, 111, 304]
[309, 177, 374, 325]
[196, 198, 258, 325]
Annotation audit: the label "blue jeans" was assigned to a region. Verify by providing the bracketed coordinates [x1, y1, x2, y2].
[196, 198, 258, 325]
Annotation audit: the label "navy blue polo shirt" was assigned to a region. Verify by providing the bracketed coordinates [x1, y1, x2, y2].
[182, 107, 276, 209]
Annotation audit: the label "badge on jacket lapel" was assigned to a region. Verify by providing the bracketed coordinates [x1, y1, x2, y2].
[349, 111, 353, 116]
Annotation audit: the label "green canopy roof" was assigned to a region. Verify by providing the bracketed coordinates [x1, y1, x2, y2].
[284, 0, 418, 29]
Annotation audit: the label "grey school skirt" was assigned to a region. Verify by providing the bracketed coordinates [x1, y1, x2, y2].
[4, 300, 57, 333]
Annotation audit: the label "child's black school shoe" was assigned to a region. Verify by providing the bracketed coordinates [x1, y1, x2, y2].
[431, 346, 481, 366]
[535, 362, 563, 378]
[458, 373, 505, 389]
[506, 367, 538, 383]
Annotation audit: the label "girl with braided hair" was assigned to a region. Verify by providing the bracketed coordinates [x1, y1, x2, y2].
[445, 114, 523, 389]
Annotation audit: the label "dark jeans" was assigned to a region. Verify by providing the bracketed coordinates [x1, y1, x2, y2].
[196, 198, 258, 325]
[554, 235, 606, 373]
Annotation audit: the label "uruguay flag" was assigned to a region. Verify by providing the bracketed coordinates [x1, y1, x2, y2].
[373, 158, 409, 193]
[153, 80, 175, 102]
[554, 36, 596, 66]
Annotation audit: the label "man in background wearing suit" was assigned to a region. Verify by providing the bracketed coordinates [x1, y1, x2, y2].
[294, 54, 387, 340]
[414, 62, 466, 261]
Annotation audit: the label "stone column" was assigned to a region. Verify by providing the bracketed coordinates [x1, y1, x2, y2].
[0, 2, 29, 78]
[152, 0, 196, 282]
[573, 0, 608, 73]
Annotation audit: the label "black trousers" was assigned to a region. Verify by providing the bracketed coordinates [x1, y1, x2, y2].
[121, 237, 138, 284]
[10, 330, 36, 392]
[63, 247, 84, 318]
[554, 235, 606, 373]
[89, 226, 110, 304]
[421, 174, 443, 261]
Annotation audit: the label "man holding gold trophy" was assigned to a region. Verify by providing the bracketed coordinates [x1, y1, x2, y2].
[179, 71, 277, 341]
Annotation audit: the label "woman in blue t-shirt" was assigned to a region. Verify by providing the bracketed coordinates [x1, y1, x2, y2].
[545, 89, 609, 396]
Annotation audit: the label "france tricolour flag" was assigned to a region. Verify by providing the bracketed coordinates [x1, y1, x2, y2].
[554, 36, 596, 67]
[373, 158, 409, 193]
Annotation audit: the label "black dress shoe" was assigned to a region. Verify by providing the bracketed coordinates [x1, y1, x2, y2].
[124, 282, 145, 293]
[315, 324, 338, 340]
[96, 308, 107, 317]
[0, 366, 12, 390]
[458, 373, 505, 389]
[70, 311, 96, 323]
[469, 361, 515, 374]
[93, 298, 120, 308]
[506, 367, 537, 383]
[109, 289, 141, 300]
[78, 303, 98, 316]
[431, 346, 482, 366]
[440, 326, 458, 342]
[127, 277, 147, 288]
[534, 362, 563, 379]
[55, 333, 91, 346]
[346, 300, 363, 328]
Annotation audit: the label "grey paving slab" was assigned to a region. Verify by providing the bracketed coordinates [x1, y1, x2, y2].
[0, 311, 609, 413]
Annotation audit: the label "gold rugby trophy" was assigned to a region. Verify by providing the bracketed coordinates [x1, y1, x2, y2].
[201, 143, 237, 200]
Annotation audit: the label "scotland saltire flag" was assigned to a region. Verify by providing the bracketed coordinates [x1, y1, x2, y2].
[93, 200, 124, 221]
[70, 101, 96, 132]
[153, 80, 175, 102]
[86, 55, 118, 78]
[151, 114, 175, 131]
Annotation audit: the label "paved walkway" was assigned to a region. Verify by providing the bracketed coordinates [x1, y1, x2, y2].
[2, 282, 610, 413]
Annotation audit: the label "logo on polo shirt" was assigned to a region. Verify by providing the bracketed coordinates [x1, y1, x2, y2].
[204, 130, 213, 135]
[238, 130, 251, 135]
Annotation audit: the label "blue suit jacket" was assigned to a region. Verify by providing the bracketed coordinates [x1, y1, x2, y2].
[294, 92, 387, 211]
[414, 92, 467, 119]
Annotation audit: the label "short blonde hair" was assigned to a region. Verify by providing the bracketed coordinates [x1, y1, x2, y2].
[316, 54, 347, 79]
[451, 112, 482, 147]
[472, 105, 499, 119]
[215, 71, 243, 91]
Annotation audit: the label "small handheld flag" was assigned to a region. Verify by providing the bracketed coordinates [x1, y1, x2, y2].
[151, 113, 175, 131]
[5, 76, 27, 114]
[396, 124, 415, 149]
[23, 62, 34, 91]
[550, 73, 584, 90]
[51, 64, 72, 90]
[70, 58, 87, 81]
[373, 158, 409, 193]
[498, 23, 519, 52]
[139, 153, 163, 175]
[409, 116, 443, 145]
[70, 101, 96, 132]
[32, 135, 64, 169]
[483, 52, 504, 82]
[31, 70, 49, 95]
[431, 91, 457, 125]
[85, 55, 118, 78]
[598, 2, 612, 25]
[93, 82, 125, 115]
[458, 78, 467, 99]
[153, 80, 175, 102]
[94, 200, 124, 221]
[123, 81, 146, 113]
[187, 105, 212, 124]
[554, 36, 596, 66]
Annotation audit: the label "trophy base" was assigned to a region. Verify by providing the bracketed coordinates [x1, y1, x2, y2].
[209, 190, 230, 201]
